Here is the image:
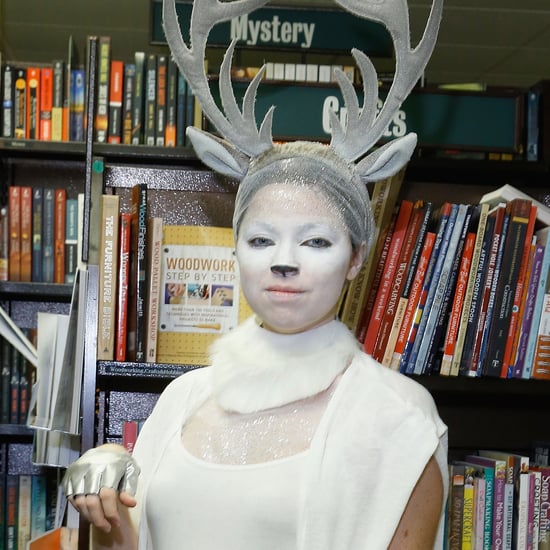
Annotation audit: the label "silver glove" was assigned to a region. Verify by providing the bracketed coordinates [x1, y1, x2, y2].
[62, 447, 140, 497]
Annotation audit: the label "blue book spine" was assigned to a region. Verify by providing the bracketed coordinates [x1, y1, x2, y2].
[65, 198, 78, 284]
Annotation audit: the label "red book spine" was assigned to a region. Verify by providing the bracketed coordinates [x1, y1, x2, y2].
[372, 201, 425, 362]
[8, 186, 21, 281]
[54, 189, 67, 283]
[363, 200, 413, 355]
[107, 60, 124, 144]
[39, 67, 53, 141]
[115, 212, 132, 361]
[20, 186, 33, 282]
[122, 420, 139, 454]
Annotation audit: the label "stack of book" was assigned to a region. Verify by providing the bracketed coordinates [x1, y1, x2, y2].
[448, 448, 550, 550]
[340, 183, 550, 380]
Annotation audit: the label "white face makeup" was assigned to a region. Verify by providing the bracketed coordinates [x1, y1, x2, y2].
[236, 184, 364, 334]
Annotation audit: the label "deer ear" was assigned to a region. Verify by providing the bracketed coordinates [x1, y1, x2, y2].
[187, 127, 250, 180]
[355, 133, 417, 183]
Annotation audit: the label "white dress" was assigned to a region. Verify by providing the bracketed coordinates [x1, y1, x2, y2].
[131, 318, 449, 550]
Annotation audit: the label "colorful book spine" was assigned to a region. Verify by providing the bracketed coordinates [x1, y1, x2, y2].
[115, 212, 132, 362]
[127, 184, 148, 362]
[0, 206, 9, 281]
[2, 64, 14, 137]
[107, 60, 124, 144]
[144, 53, 157, 146]
[176, 69, 188, 146]
[39, 66, 53, 141]
[165, 56, 178, 147]
[20, 186, 33, 282]
[131, 52, 146, 145]
[51, 60, 65, 141]
[30, 475, 47, 538]
[14, 67, 27, 139]
[41, 188, 55, 283]
[69, 69, 85, 141]
[8, 186, 21, 282]
[95, 35, 112, 143]
[25, 67, 41, 140]
[97, 194, 120, 361]
[54, 188, 67, 284]
[65, 198, 79, 284]
[532, 293, 550, 380]
[17, 474, 32, 549]
[155, 54, 167, 146]
[483, 199, 533, 377]
[145, 217, 163, 362]
[122, 63, 136, 145]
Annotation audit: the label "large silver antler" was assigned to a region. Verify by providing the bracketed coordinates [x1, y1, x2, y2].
[163, 0, 275, 157]
[330, 0, 444, 162]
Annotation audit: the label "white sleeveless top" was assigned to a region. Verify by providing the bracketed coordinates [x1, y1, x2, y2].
[146, 431, 306, 550]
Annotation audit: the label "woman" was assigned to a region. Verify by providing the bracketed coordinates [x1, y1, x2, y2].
[64, 0, 448, 546]
[64, 141, 447, 550]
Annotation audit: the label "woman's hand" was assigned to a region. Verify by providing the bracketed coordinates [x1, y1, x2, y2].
[62, 444, 140, 533]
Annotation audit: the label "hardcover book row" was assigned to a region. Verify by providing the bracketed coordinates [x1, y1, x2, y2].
[1, 187, 81, 284]
[447, 449, 550, 550]
[339, 181, 550, 380]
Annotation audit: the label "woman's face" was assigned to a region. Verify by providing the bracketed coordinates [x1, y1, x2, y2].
[236, 183, 365, 334]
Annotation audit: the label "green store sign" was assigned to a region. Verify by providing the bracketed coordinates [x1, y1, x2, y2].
[207, 82, 522, 152]
[151, 0, 393, 55]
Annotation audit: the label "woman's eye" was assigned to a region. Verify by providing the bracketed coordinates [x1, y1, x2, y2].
[248, 236, 274, 248]
[303, 238, 331, 248]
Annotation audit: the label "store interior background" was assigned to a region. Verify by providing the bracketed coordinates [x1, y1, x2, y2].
[0, 0, 548, 90]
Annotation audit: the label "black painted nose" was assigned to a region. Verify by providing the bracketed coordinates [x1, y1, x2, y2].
[271, 265, 299, 277]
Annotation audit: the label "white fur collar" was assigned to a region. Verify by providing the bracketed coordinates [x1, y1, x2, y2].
[210, 316, 360, 413]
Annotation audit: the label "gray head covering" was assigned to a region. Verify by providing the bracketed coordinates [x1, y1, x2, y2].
[232, 141, 374, 253]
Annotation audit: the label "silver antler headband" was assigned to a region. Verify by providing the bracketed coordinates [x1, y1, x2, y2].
[163, 0, 443, 182]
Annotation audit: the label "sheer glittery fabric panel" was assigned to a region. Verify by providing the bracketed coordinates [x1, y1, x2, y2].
[181, 383, 336, 465]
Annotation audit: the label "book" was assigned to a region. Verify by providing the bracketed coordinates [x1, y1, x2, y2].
[97, 194, 120, 361]
[54, 188, 67, 284]
[155, 54, 167, 146]
[176, 69, 188, 146]
[411, 203, 468, 375]
[532, 292, 550, 380]
[14, 67, 27, 139]
[127, 184, 148, 362]
[31, 187, 43, 282]
[480, 184, 550, 228]
[382, 201, 433, 367]
[2, 63, 14, 137]
[41, 188, 55, 283]
[448, 463, 465, 550]
[6, 474, 18, 550]
[69, 69, 85, 142]
[512, 242, 544, 378]
[39, 66, 53, 141]
[18, 474, 32, 549]
[122, 63, 135, 145]
[20, 186, 33, 282]
[95, 35, 111, 142]
[30, 475, 47, 539]
[107, 59, 124, 144]
[363, 199, 414, 355]
[51, 60, 65, 141]
[64, 198, 79, 284]
[145, 217, 163, 362]
[8, 186, 21, 281]
[372, 200, 426, 363]
[440, 230, 475, 376]
[482, 198, 534, 377]
[144, 53, 157, 145]
[156, 225, 252, 365]
[523, 227, 550, 379]
[402, 202, 453, 374]
[0, 206, 8, 281]
[131, 51, 146, 144]
[389, 231, 436, 371]
[122, 419, 140, 454]
[466, 454, 507, 549]
[165, 56, 178, 147]
[26, 67, 41, 140]
[115, 212, 131, 362]
[530, 466, 550, 550]
[451, 203, 491, 376]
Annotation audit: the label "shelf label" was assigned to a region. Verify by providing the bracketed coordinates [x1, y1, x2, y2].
[151, 0, 392, 55]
